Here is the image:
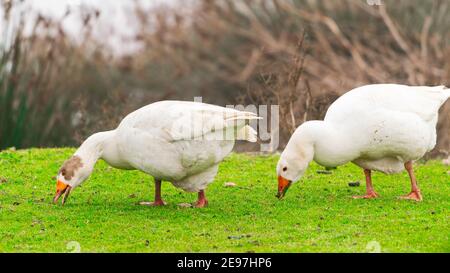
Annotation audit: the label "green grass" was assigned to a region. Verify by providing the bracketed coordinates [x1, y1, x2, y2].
[0, 148, 448, 253]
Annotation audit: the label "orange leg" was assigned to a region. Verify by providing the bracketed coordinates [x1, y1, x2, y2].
[353, 169, 379, 199]
[194, 190, 208, 208]
[140, 179, 167, 206]
[400, 161, 423, 202]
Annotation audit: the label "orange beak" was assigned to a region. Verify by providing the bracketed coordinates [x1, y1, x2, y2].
[276, 176, 292, 200]
[53, 180, 72, 205]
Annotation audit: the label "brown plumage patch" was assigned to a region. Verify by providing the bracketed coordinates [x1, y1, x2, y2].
[59, 156, 83, 181]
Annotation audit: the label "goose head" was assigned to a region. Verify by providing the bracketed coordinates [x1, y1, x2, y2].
[52, 131, 114, 205]
[276, 123, 315, 199]
[53, 155, 93, 205]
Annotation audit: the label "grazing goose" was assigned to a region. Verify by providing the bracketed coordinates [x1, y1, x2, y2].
[53, 101, 260, 207]
[276, 84, 450, 201]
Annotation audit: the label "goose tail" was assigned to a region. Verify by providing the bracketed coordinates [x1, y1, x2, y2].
[225, 111, 262, 122]
[425, 85, 450, 101]
[445, 86, 450, 100]
[227, 111, 261, 142]
[236, 125, 258, 142]
[438, 85, 450, 101]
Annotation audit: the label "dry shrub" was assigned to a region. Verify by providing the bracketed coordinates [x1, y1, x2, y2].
[132, 0, 449, 153]
[1, 1, 135, 148]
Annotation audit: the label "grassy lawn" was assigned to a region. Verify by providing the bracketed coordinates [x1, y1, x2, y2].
[0, 148, 448, 253]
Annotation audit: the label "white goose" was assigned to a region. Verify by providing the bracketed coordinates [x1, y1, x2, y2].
[53, 101, 260, 207]
[277, 84, 450, 201]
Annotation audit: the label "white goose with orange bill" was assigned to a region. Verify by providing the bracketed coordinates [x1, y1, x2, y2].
[276, 84, 450, 201]
[54, 100, 260, 207]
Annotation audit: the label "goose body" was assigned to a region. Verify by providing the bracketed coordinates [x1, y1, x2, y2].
[277, 84, 450, 201]
[111, 101, 258, 191]
[54, 100, 259, 206]
[316, 84, 448, 172]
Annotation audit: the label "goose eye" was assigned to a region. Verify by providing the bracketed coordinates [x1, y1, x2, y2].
[282, 167, 287, 172]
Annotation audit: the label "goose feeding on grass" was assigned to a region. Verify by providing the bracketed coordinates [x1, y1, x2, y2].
[53, 101, 260, 207]
[276, 84, 450, 201]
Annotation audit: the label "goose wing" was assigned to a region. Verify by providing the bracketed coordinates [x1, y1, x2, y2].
[120, 101, 260, 142]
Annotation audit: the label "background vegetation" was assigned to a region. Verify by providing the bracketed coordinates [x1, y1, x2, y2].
[1, 0, 449, 155]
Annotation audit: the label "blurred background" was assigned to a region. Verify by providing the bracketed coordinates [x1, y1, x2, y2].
[1, 0, 449, 156]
